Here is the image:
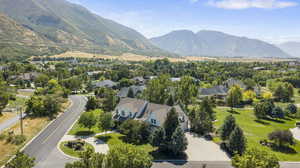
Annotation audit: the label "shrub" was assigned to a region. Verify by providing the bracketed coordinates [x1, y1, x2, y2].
[11, 135, 26, 145]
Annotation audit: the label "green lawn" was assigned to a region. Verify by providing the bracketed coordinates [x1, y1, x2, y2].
[68, 109, 103, 136]
[214, 107, 300, 161]
[96, 133, 155, 153]
[59, 141, 94, 158]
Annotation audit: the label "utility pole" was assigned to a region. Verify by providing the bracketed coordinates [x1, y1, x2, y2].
[19, 107, 24, 135]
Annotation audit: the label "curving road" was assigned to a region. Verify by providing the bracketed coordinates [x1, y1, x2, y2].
[24, 95, 86, 168]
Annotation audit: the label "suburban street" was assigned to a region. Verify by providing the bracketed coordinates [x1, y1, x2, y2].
[23, 95, 86, 168]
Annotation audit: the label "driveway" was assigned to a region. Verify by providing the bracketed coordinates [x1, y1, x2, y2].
[185, 133, 230, 161]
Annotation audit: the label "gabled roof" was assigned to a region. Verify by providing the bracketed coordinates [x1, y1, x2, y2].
[116, 98, 147, 115]
[199, 85, 228, 96]
[117, 85, 146, 98]
[92, 80, 117, 88]
[224, 78, 246, 89]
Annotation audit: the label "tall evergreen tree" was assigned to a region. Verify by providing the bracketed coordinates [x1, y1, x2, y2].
[200, 97, 215, 120]
[149, 127, 166, 150]
[228, 126, 246, 155]
[170, 127, 188, 156]
[220, 115, 237, 141]
[163, 108, 179, 140]
[127, 87, 135, 98]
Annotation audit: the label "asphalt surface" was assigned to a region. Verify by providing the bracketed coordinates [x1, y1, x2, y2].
[0, 113, 26, 133]
[23, 95, 86, 168]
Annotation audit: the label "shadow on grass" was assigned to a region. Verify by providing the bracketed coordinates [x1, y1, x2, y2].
[227, 109, 240, 114]
[271, 145, 297, 154]
[264, 118, 285, 124]
[152, 150, 188, 161]
[96, 135, 111, 143]
[254, 119, 270, 125]
[75, 131, 95, 136]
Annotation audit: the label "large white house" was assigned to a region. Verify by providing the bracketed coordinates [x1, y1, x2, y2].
[113, 98, 189, 131]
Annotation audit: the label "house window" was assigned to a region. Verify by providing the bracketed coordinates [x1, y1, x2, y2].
[151, 119, 156, 125]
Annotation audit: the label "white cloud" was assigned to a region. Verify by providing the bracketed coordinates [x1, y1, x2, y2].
[208, 0, 298, 9]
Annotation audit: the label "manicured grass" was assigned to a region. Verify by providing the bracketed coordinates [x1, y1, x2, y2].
[68, 110, 103, 136]
[96, 133, 155, 153]
[59, 141, 94, 158]
[214, 107, 300, 161]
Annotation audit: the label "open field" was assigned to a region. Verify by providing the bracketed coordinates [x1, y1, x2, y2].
[214, 107, 300, 161]
[47, 51, 294, 63]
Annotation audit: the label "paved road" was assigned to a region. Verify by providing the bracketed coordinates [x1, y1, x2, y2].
[24, 95, 86, 168]
[0, 113, 26, 133]
[152, 161, 300, 168]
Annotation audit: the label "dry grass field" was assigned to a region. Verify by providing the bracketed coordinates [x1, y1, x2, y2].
[48, 51, 293, 63]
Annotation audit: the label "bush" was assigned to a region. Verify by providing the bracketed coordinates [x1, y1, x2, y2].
[268, 130, 295, 147]
[11, 135, 26, 145]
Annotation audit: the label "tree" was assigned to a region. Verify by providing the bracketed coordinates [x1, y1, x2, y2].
[102, 89, 117, 112]
[169, 127, 188, 156]
[286, 104, 297, 115]
[0, 91, 9, 116]
[254, 100, 274, 119]
[65, 148, 106, 168]
[119, 120, 150, 144]
[232, 148, 279, 168]
[176, 76, 198, 105]
[271, 106, 285, 119]
[191, 105, 213, 136]
[144, 74, 171, 104]
[227, 86, 243, 109]
[78, 112, 97, 130]
[149, 127, 166, 150]
[106, 143, 153, 168]
[163, 108, 179, 140]
[98, 112, 114, 131]
[220, 115, 237, 141]
[199, 97, 215, 120]
[228, 126, 246, 155]
[127, 87, 135, 98]
[43, 96, 61, 118]
[268, 130, 295, 147]
[5, 151, 35, 168]
[34, 74, 50, 87]
[243, 90, 256, 104]
[165, 94, 174, 106]
[86, 97, 99, 111]
[25, 96, 45, 117]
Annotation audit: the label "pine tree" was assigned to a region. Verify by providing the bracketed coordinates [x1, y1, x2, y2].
[127, 87, 135, 98]
[149, 127, 166, 150]
[170, 127, 188, 156]
[164, 107, 179, 140]
[220, 115, 237, 141]
[166, 94, 174, 106]
[228, 126, 246, 155]
[193, 106, 213, 135]
[200, 97, 215, 120]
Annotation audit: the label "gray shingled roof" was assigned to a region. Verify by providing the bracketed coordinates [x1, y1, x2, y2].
[117, 85, 146, 98]
[199, 85, 228, 96]
[92, 80, 117, 88]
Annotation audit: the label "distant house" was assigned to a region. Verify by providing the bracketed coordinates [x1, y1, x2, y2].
[113, 98, 189, 131]
[92, 80, 117, 89]
[224, 78, 246, 90]
[132, 76, 145, 85]
[117, 85, 146, 98]
[18, 72, 41, 81]
[87, 71, 102, 76]
[198, 85, 228, 99]
[170, 77, 181, 82]
[253, 67, 266, 71]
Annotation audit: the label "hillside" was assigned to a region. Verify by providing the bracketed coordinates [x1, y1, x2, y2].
[278, 42, 300, 57]
[0, 0, 169, 59]
[151, 30, 291, 58]
[0, 14, 63, 61]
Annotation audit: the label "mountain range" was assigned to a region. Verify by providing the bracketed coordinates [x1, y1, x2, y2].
[151, 30, 291, 58]
[277, 42, 300, 58]
[0, 0, 296, 60]
[0, 0, 170, 60]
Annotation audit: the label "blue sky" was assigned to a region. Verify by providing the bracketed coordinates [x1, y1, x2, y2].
[68, 0, 300, 44]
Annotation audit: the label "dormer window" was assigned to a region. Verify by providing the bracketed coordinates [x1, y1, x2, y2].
[179, 116, 185, 122]
[151, 119, 156, 125]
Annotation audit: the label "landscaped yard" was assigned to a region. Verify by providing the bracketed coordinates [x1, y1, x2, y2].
[68, 109, 103, 136]
[96, 133, 155, 153]
[213, 107, 300, 161]
[59, 141, 94, 158]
